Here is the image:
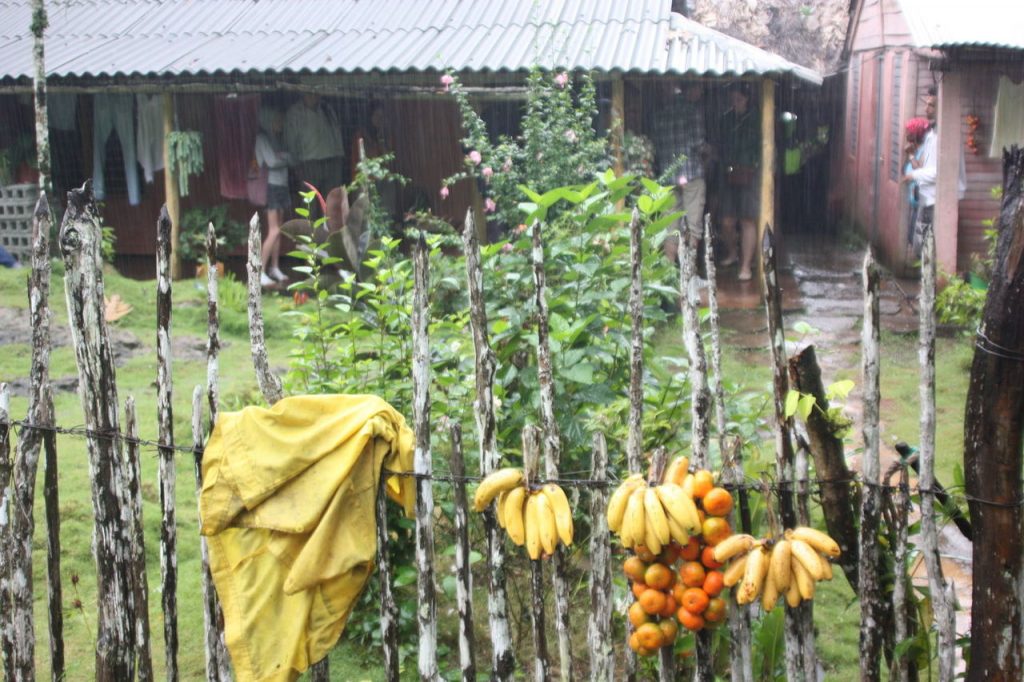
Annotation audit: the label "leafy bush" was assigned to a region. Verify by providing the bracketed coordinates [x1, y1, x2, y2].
[178, 204, 248, 264]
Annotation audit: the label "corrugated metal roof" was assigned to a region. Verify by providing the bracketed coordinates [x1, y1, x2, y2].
[0, 0, 822, 84]
[897, 0, 1024, 51]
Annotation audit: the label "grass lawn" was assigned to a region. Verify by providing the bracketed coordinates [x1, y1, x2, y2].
[0, 261, 974, 680]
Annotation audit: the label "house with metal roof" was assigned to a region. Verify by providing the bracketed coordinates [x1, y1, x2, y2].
[0, 0, 822, 276]
[837, 0, 1024, 275]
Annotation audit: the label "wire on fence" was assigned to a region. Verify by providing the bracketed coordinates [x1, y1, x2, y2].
[3, 417, 1022, 508]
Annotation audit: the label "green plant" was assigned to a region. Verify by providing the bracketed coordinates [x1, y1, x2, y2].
[101, 224, 117, 264]
[935, 273, 986, 330]
[165, 130, 204, 197]
[178, 204, 247, 264]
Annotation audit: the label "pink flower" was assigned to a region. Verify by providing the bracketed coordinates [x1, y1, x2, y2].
[501, 243, 514, 254]
[554, 72, 569, 89]
[484, 198, 497, 213]
[468, 150, 482, 165]
[564, 129, 578, 144]
[440, 186, 450, 199]
[440, 74, 454, 91]
[502, 158, 513, 172]
[482, 166, 494, 181]
[677, 175, 689, 187]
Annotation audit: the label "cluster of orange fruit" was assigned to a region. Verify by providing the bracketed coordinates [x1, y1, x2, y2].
[621, 457, 736, 656]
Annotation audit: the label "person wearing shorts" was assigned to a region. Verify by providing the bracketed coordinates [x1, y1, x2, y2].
[254, 107, 292, 286]
[718, 83, 761, 281]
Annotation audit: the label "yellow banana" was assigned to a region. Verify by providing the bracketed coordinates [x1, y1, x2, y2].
[622, 486, 647, 549]
[525, 493, 542, 560]
[738, 547, 769, 605]
[503, 486, 528, 546]
[723, 554, 748, 587]
[662, 455, 690, 486]
[713, 533, 757, 563]
[792, 559, 816, 600]
[785, 574, 802, 608]
[496, 490, 509, 529]
[655, 483, 701, 532]
[541, 484, 574, 547]
[606, 474, 644, 533]
[761, 564, 779, 612]
[474, 468, 524, 512]
[769, 539, 792, 591]
[666, 514, 691, 546]
[790, 539, 825, 581]
[535, 492, 558, 556]
[643, 520, 663, 555]
[790, 526, 841, 558]
[644, 488, 671, 548]
[818, 554, 833, 581]
[680, 473, 696, 498]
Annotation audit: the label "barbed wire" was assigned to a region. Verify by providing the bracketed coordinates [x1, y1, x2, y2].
[2, 418, 1020, 508]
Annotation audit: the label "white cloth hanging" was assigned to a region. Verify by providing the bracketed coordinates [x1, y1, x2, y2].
[136, 94, 165, 183]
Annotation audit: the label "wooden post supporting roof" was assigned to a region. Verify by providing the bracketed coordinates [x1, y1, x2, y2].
[935, 71, 962, 274]
[162, 93, 182, 280]
[612, 76, 625, 177]
[758, 78, 777, 285]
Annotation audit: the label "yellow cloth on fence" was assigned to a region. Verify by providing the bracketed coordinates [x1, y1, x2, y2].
[199, 394, 414, 682]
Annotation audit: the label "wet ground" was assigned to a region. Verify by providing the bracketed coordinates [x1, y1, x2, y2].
[710, 234, 971, 669]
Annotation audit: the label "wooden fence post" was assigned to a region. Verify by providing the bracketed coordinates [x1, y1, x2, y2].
[246, 212, 283, 405]
[461, 209, 515, 679]
[916, 221, 957, 681]
[374, 462, 400, 682]
[964, 146, 1024, 681]
[588, 432, 614, 681]
[530, 220, 573, 681]
[412, 233, 439, 681]
[58, 182, 138, 682]
[0, 383, 14, 682]
[155, 206, 179, 681]
[448, 423, 477, 681]
[123, 397, 153, 681]
[623, 208, 643, 682]
[859, 249, 883, 682]
[705, 217, 754, 682]
[762, 226, 816, 681]
[522, 426, 550, 682]
[884, 460, 913, 682]
[190, 386, 231, 681]
[206, 223, 220, 427]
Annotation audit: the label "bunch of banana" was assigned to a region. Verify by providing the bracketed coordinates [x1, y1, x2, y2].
[606, 473, 703, 555]
[714, 527, 841, 609]
[472, 467, 574, 560]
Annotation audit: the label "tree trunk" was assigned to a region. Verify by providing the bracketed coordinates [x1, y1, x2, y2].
[587, 433, 614, 682]
[964, 146, 1024, 682]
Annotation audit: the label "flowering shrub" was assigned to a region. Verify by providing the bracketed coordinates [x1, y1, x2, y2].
[442, 67, 610, 226]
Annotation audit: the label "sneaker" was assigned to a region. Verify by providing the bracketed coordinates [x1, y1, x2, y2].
[268, 266, 289, 282]
[260, 272, 275, 287]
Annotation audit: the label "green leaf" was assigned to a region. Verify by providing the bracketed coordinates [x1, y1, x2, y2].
[826, 379, 855, 401]
[793, 320, 819, 336]
[560, 362, 595, 384]
[518, 185, 543, 203]
[637, 195, 654, 215]
[784, 390, 800, 418]
[647, 211, 685, 235]
[797, 393, 816, 420]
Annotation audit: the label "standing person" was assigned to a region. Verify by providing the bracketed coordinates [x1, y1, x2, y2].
[650, 82, 710, 263]
[255, 107, 292, 287]
[717, 82, 761, 281]
[902, 116, 930, 255]
[285, 93, 345, 197]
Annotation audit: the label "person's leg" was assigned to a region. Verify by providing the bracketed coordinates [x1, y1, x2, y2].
[738, 218, 757, 280]
[719, 215, 738, 265]
[682, 178, 707, 247]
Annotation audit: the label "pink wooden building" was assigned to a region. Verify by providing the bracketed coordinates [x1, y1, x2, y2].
[836, 0, 1024, 274]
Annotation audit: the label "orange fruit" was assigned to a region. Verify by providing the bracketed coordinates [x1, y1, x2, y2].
[628, 601, 651, 628]
[702, 487, 733, 517]
[701, 517, 732, 546]
[692, 470, 714, 499]
[639, 588, 668, 616]
[629, 631, 654, 657]
[679, 537, 701, 561]
[659, 619, 679, 645]
[677, 607, 705, 631]
[679, 561, 706, 588]
[624, 556, 649, 583]
[680, 587, 710, 614]
[636, 622, 665, 650]
[645, 563, 675, 591]
[672, 582, 686, 604]
[703, 570, 725, 597]
[659, 594, 678, 618]
[704, 597, 727, 623]
[659, 543, 681, 565]
[632, 581, 647, 599]
[635, 546, 657, 562]
[700, 546, 723, 570]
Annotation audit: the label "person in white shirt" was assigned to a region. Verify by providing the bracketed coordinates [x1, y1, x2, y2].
[284, 94, 345, 198]
[255, 108, 292, 286]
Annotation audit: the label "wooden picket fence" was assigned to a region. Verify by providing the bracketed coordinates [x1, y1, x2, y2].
[0, 181, 962, 682]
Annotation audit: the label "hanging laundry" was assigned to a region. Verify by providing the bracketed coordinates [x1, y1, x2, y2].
[990, 76, 1024, 157]
[92, 94, 141, 205]
[136, 94, 165, 183]
[48, 93, 84, 196]
[199, 394, 414, 682]
[214, 94, 261, 200]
